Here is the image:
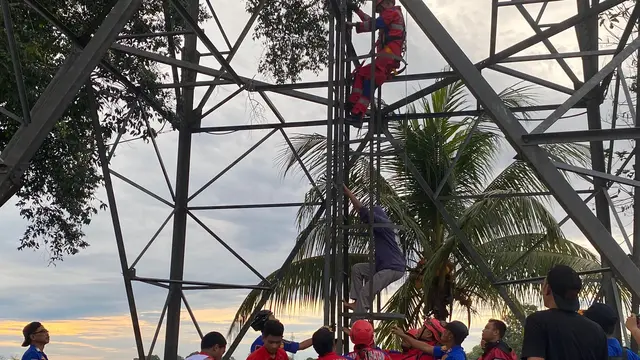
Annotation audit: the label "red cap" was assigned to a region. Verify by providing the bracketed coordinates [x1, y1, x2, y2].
[423, 318, 446, 343]
[350, 320, 374, 346]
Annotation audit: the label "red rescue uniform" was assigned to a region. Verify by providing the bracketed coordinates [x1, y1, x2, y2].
[385, 348, 433, 360]
[318, 352, 348, 360]
[346, 347, 393, 360]
[477, 342, 517, 360]
[247, 346, 289, 360]
[347, 5, 406, 124]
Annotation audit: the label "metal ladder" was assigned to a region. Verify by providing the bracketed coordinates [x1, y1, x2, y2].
[324, 0, 405, 354]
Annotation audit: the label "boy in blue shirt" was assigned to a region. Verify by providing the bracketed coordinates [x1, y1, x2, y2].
[21, 322, 49, 360]
[249, 310, 312, 353]
[583, 303, 640, 360]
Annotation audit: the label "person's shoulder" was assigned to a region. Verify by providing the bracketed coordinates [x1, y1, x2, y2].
[21, 348, 41, 360]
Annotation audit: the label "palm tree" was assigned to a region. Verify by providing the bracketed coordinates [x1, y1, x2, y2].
[228, 78, 601, 348]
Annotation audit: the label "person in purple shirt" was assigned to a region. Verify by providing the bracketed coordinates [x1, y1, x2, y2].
[343, 185, 405, 323]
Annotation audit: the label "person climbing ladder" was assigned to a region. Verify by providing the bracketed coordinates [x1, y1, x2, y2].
[344, 0, 406, 129]
[343, 185, 405, 323]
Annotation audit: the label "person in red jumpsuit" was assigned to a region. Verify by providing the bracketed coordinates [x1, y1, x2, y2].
[476, 319, 517, 360]
[417, 317, 445, 347]
[345, 320, 392, 360]
[385, 328, 431, 360]
[344, 0, 406, 129]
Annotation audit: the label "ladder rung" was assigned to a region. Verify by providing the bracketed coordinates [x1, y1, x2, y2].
[341, 223, 405, 230]
[344, 312, 405, 321]
[350, 151, 395, 157]
[345, 136, 387, 144]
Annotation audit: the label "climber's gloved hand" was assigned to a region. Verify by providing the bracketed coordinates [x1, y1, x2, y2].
[346, 1, 359, 12]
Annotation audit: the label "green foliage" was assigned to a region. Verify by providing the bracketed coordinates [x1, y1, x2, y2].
[245, 0, 365, 83]
[502, 304, 538, 356]
[465, 305, 538, 359]
[0, 1, 208, 261]
[466, 344, 483, 360]
[229, 77, 601, 345]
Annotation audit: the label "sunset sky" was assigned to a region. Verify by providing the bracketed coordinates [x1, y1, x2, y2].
[0, 0, 634, 359]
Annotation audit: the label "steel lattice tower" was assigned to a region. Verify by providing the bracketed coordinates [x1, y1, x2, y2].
[2, 0, 640, 359]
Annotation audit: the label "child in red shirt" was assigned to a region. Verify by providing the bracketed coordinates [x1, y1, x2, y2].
[247, 320, 289, 360]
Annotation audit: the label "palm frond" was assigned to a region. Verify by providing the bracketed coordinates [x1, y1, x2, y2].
[228, 254, 369, 337]
[459, 194, 563, 245]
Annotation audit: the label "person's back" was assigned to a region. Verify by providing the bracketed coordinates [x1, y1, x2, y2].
[522, 265, 608, 360]
[521, 308, 607, 360]
[346, 347, 391, 360]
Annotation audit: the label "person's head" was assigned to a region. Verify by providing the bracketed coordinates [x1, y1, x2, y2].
[419, 318, 445, 343]
[481, 319, 506, 343]
[21, 322, 49, 348]
[401, 328, 419, 351]
[251, 310, 276, 332]
[542, 265, 582, 311]
[375, 0, 395, 12]
[201, 331, 227, 360]
[440, 321, 468, 347]
[350, 320, 374, 348]
[582, 303, 618, 336]
[261, 320, 285, 355]
[312, 327, 335, 356]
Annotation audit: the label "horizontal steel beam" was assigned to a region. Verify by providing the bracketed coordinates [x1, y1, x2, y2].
[111, 44, 329, 106]
[500, 49, 617, 63]
[494, 267, 612, 286]
[554, 161, 640, 187]
[187, 202, 319, 210]
[523, 128, 640, 144]
[132, 276, 271, 290]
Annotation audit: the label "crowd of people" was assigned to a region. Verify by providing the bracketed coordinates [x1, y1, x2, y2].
[16, 189, 640, 360]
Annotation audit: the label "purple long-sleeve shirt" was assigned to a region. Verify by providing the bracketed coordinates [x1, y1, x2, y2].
[359, 206, 406, 272]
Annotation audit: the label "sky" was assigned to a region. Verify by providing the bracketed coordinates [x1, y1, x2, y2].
[0, 0, 637, 359]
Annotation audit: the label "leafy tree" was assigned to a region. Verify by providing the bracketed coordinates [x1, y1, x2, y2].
[502, 304, 538, 355]
[0, 0, 208, 261]
[228, 78, 602, 347]
[245, 0, 365, 83]
[466, 344, 483, 360]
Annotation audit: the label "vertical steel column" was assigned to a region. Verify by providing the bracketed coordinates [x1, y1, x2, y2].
[324, 2, 336, 327]
[342, 7, 353, 352]
[334, 0, 347, 351]
[632, 13, 640, 350]
[89, 87, 146, 360]
[366, 0, 377, 322]
[575, 0, 621, 339]
[338, 5, 357, 354]
[163, 0, 199, 358]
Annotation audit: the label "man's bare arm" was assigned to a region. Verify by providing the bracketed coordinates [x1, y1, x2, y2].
[392, 327, 434, 354]
[343, 185, 363, 211]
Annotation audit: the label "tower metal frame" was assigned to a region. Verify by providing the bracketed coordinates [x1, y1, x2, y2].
[1, 0, 640, 358]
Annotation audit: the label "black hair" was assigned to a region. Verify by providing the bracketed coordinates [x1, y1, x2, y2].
[488, 319, 507, 338]
[201, 331, 226, 349]
[445, 321, 469, 346]
[312, 328, 334, 356]
[262, 320, 285, 338]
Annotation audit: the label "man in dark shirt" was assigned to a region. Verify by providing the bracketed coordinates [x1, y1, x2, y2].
[343, 185, 405, 323]
[520, 264, 608, 360]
